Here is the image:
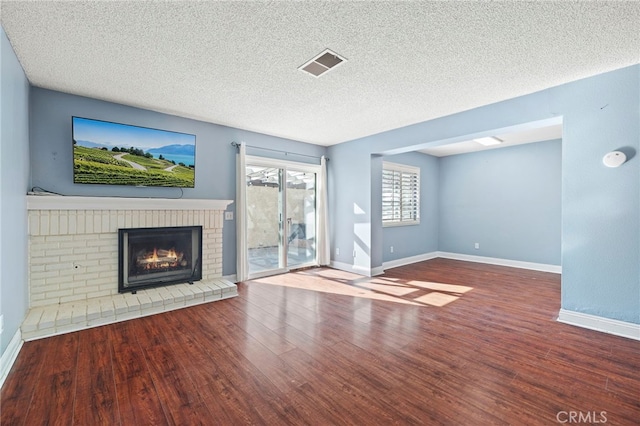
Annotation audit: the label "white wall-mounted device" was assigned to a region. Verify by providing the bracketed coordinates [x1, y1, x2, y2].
[602, 151, 626, 168]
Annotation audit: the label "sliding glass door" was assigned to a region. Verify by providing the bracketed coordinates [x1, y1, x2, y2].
[245, 166, 285, 276]
[245, 158, 318, 278]
[286, 169, 316, 268]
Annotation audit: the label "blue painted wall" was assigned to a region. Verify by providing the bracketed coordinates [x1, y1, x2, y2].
[328, 65, 639, 324]
[370, 155, 383, 270]
[327, 139, 373, 274]
[0, 27, 30, 355]
[29, 88, 326, 277]
[382, 152, 439, 263]
[558, 67, 639, 323]
[439, 139, 561, 265]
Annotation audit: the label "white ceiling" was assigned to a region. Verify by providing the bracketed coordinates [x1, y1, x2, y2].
[1, 2, 638, 146]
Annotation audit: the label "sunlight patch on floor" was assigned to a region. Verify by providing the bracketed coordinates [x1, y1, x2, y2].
[406, 280, 473, 294]
[311, 268, 365, 281]
[355, 281, 418, 297]
[254, 274, 423, 306]
[252, 269, 473, 307]
[414, 292, 459, 307]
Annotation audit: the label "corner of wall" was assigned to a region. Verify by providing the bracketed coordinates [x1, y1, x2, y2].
[0, 328, 22, 389]
[0, 24, 30, 359]
[558, 309, 640, 341]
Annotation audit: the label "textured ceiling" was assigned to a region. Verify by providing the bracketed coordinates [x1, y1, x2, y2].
[1, 1, 639, 146]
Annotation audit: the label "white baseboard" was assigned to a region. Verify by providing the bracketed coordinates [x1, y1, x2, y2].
[0, 329, 23, 389]
[329, 261, 382, 277]
[558, 309, 640, 341]
[382, 252, 439, 270]
[331, 251, 560, 277]
[371, 266, 385, 276]
[436, 251, 562, 274]
[330, 260, 373, 277]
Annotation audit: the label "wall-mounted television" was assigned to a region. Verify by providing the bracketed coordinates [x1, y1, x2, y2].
[72, 117, 196, 188]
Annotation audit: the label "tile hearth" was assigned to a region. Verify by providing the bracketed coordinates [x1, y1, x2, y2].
[22, 279, 237, 341]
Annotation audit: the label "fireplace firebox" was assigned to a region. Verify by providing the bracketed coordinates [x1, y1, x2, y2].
[118, 226, 202, 293]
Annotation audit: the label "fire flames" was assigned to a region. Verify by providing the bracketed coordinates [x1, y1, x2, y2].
[137, 247, 187, 270]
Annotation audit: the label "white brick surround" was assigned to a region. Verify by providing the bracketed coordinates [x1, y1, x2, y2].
[24, 196, 236, 340]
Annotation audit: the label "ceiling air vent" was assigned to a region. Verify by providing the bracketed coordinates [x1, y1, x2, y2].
[299, 49, 346, 78]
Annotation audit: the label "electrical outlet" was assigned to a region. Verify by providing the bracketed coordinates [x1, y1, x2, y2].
[390, 246, 394, 253]
[336, 248, 340, 255]
[0, 315, 4, 335]
[224, 211, 233, 220]
[353, 250, 357, 258]
[474, 242, 480, 249]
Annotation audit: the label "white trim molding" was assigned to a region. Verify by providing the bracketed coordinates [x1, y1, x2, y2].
[436, 251, 561, 274]
[334, 251, 559, 277]
[329, 262, 383, 277]
[0, 329, 23, 389]
[383, 252, 439, 270]
[330, 260, 373, 277]
[27, 195, 233, 211]
[371, 266, 385, 277]
[558, 309, 640, 341]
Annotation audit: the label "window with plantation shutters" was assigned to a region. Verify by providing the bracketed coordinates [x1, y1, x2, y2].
[382, 162, 420, 226]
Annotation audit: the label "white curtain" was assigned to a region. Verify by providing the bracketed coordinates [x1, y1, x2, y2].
[317, 155, 330, 266]
[236, 143, 249, 282]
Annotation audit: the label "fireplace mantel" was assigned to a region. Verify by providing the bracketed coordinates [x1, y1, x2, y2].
[27, 195, 233, 211]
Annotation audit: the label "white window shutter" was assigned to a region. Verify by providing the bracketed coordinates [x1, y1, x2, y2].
[382, 162, 420, 226]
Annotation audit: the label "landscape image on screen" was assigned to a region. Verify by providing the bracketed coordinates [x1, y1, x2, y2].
[72, 117, 196, 188]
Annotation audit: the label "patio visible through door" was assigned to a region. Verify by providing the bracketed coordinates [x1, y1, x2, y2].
[245, 159, 318, 278]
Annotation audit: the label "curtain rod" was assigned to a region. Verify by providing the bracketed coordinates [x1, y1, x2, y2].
[231, 142, 329, 161]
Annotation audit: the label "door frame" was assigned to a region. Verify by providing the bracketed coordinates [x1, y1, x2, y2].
[244, 155, 321, 279]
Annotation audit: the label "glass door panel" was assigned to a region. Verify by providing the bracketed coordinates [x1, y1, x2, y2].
[286, 170, 316, 268]
[246, 166, 284, 276]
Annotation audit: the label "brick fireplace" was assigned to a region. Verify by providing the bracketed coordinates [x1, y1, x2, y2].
[23, 195, 236, 340]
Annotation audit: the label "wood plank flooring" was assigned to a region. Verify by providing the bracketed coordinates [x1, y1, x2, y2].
[2, 258, 639, 425]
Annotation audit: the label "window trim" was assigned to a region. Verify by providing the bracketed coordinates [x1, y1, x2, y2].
[382, 161, 420, 227]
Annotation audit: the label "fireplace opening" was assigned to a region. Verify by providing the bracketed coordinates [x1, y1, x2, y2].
[118, 226, 202, 293]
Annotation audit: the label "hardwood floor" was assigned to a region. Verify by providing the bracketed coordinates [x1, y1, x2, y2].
[2, 258, 639, 425]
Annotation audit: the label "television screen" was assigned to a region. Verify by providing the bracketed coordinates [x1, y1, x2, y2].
[72, 117, 196, 188]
